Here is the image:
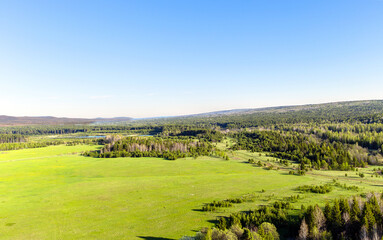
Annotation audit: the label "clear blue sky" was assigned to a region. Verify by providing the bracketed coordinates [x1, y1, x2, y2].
[0, 0, 382, 118]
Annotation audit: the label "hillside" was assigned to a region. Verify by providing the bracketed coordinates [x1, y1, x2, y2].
[183, 100, 383, 117]
[134, 100, 383, 126]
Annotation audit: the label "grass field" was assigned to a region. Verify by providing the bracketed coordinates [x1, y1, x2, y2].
[0, 144, 382, 239]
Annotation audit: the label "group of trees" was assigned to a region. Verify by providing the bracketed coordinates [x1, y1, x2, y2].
[0, 139, 97, 151]
[0, 134, 26, 143]
[269, 123, 383, 155]
[215, 200, 293, 231]
[297, 184, 332, 194]
[194, 193, 383, 240]
[202, 198, 245, 212]
[84, 136, 215, 160]
[232, 131, 377, 170]
[298, 194, 383, 240]
[0, 141, 62, 151]
[181, 222, 279, 240]
[158, 128, 224, 142]
[0, 125, 158, 136]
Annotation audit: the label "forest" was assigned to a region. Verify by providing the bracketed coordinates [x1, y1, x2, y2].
[188, 193, 383, 240]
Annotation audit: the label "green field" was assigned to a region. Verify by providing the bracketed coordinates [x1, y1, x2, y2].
[0, 144, 381, 239]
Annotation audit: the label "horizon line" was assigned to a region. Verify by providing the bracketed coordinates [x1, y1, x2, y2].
[1, 99, 382, 120]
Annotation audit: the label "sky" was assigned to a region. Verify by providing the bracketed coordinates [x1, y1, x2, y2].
[0, 0, 382, 118]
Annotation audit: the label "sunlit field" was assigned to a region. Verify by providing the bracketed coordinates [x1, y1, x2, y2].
[0, 144, 380, 239]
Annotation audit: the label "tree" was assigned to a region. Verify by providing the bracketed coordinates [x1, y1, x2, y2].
[369, 195, 381, 225]
[229, 224, 244, 239]
[340, 198, 351, 218]
[258, 222, 279, 240]
[351, 197, 361, 222]
[242, 228, 254, 240]
[313, 205, 326, 232]
[332, 200, 342, 229]
[203, 228, 212, 240]
[324, 202, 332, 223]
[330, 199, 343, 237]
[359, 225, 368, 240]
[217, 217, 227, 230]
[298, 218, 309, 240]
[305, 205, 315, 231]
[362, 203, 376, 232]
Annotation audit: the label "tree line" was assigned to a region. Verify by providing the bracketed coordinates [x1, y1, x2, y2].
[232, 130, 377, 170]
[0, 139, 97, 151]
[83, 136, 216, 160]
[0, 134, 26, 143]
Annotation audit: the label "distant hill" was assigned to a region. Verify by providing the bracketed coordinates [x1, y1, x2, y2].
[2, 100, 383, 126]
[0, 116, 132, 126]
[179, 100, 383, 118]
[93, 117, 133, 124]
[133, 100, 383, 125]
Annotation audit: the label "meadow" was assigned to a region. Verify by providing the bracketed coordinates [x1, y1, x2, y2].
[0, 143, 380, 239]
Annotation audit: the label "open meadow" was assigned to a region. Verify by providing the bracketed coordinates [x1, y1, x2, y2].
[0, 143, 381, 239]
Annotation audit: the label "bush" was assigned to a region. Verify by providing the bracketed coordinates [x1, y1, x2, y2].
[297, 184, 332, 194]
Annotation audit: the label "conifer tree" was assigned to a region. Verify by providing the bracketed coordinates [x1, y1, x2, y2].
[332, 199, 342, 228]
[242, 228, 254, 240]
[362, 203, 376, 232]
[313, 205, 326, 232]
[324, 202, 332, 224]
[298, 218, 309, 240]
[351, 197, 361, 222]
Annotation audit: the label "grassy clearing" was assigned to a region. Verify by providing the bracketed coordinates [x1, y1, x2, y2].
[0, 145, 381, 239]
[0, 145, 100, 162]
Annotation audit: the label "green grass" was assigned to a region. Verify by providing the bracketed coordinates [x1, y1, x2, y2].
[0, 145, 382, 239]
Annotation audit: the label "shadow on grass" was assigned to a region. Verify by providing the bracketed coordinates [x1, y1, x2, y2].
[192, 208, 204, 212]
[278, 172, 291, 175]
[371, 184, 383, 187]
[137, 236, 175, 240]
[207, 219, 219, 225]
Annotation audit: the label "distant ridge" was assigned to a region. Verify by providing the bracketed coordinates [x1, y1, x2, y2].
[176, 100, 383, 118]
[132, 99, 383, 122]
[0, 115, 132, 126]
[1, 100, 382, 126]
